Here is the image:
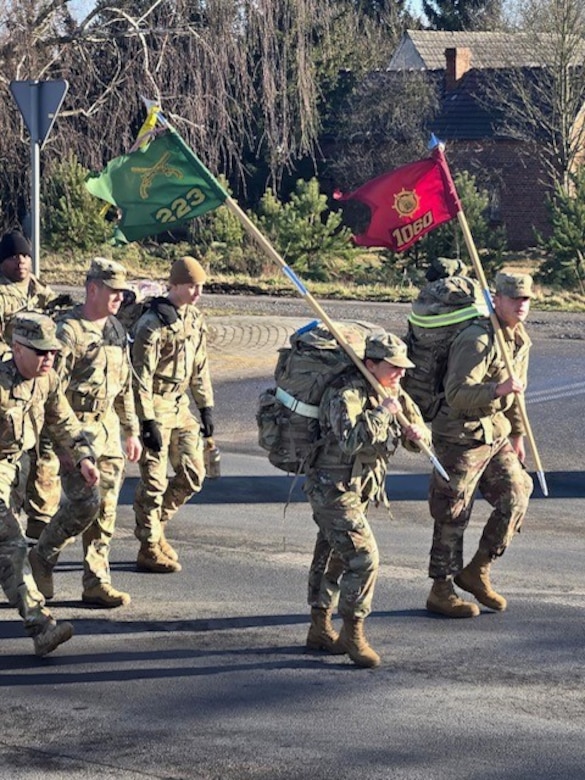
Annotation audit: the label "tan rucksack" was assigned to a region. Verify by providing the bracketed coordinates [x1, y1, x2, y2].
[257, 319, 384, 473]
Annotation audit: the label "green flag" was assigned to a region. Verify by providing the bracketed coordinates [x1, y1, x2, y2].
[85, 129, 228, 242]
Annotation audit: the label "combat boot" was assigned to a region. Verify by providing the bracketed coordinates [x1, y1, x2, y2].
[33, 620, 74, 657]
[136, 543, 182, 573]
[336, 617, 380, 668]
[306, 608, 345, 654]
[454, 551, 507, 611]
[29, 546, 55, 600]
[159, 525, 179, 563]
[82, 583, 132, 608]
[426, 578, 480, 618]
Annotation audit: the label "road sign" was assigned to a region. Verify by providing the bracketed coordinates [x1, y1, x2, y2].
[10, 79, 69, 147]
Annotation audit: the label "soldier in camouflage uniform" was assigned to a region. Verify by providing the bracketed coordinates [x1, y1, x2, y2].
[29, 259, 142, 608]
[426, 272, 535, 618]
[131, 256, 214, 573]
[304, 333, 427, 668]
[0, 230, 72, 540]
[0, 231, 65, 344]
[0, 313, 99, 656]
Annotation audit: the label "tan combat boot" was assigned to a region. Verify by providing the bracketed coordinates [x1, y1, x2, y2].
[454, 551, 507, 611]
[33, 620, 74, 657]
[136, 543, 182, 573]
[159, 525, 179, 563]
[29, 547, 55, 600]
[306, 608, 345, 654]
[82, 583, 132, 608]
[336, 617, 380, 668]
[426, 578, 480, 618]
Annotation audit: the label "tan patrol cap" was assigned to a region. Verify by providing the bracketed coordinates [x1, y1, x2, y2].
[365, 333, 414, 369]
[86, 257, 132, 291]
[169, 256, 207, 286]
[495, 271, 534, 299]
[12, 313, 62, 351]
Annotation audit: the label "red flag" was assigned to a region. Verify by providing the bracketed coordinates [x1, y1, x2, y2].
[335, 148, 461, 252]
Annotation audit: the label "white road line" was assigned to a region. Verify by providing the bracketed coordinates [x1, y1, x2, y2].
[526, 381, 585, 404]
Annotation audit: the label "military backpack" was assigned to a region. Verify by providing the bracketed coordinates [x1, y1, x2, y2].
[403, 275, 490, 421]
[257, 319, 384, 474]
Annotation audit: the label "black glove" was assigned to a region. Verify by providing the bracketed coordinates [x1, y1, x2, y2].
[47, 293, 75, 310]
[199, 407, 214, 439]
[150, 296, 178, 326]
[141, 419, 163, 452]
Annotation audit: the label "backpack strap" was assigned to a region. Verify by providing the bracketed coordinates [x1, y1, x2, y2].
[275, 387, 320, 419]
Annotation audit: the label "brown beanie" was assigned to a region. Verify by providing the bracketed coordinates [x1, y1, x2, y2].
[169, 256, 207, 286]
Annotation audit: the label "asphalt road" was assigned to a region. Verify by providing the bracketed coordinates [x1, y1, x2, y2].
[0, 295, 584, 779]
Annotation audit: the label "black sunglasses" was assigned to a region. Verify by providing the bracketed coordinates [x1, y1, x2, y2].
[25, 345, 58, 357]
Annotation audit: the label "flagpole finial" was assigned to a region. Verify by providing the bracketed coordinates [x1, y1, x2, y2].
[428, 133, 445, 152]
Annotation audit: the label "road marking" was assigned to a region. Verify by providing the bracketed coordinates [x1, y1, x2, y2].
[526, 381, 585, 404]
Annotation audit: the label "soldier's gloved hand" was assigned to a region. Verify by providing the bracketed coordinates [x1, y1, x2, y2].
[50, 293, 75, 308]
[141, 419, 163, 452]
[199, 407, 214, 438]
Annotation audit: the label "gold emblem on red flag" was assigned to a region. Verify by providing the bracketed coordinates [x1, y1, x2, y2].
[393, 188, 420, 218]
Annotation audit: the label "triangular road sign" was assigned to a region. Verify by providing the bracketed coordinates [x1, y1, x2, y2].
[10, 79, 69, 146]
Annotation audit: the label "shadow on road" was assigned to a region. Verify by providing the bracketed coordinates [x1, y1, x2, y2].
[118, 471, 585, 505]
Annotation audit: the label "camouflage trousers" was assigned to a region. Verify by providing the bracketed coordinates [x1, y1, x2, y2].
[24, 433, 61, 523]
[26, 416, 122, 590]
[0, 457, 52, 636]
[134, 405, 205, 545]
[428, 436, 534, 579]
[304, 474, 379, 620]
[307, 530, 345, 610]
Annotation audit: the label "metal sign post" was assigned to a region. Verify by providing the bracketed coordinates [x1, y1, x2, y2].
[9, 79, 69, 276]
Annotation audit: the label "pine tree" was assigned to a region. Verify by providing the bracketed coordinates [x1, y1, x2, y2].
[538, 167, 585, 293]
[423, 0, 503, 31]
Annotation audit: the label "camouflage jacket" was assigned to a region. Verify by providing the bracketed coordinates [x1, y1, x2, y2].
[308, 373, 427, 503]
[54, 306, 139, 438]
[131, 302, 213, 421]
[0, 356, 94, 463]
[0, 274, 58, 347]
[432, 318, 531, 445]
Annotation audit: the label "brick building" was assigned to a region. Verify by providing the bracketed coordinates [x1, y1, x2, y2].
[388, 31, 564, 249]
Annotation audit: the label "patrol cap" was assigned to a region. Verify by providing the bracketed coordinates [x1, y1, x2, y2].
[364, 333, 414, 369]
[0, 230, 32, 263]
[11, 313, 62, 352]
[86, 257, 132, 291]
[169, 256, 207, 286]
[495, 271, 534, 299]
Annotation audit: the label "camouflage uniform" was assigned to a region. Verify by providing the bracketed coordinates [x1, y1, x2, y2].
[132, 301, 213, 545]
[428, 318, 534, 579]
[305, 376, 424, 619]
[0, 274, 59, 347]
[0, 246, 67, 537]
[0, 317, 98, 646]
[44, 304, 139, 591]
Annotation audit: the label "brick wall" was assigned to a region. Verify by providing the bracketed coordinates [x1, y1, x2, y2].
[447, 140, 552, 249]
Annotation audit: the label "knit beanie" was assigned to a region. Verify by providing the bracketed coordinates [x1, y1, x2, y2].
[0, 231, 32, 263]
[169, 256, 207, 285]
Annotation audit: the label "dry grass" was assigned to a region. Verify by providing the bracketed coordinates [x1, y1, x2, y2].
[39, 248, 585, 312]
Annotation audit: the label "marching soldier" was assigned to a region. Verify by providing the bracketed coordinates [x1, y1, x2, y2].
[29, 259, 141, 608]
[0, 230, 71, 540]
[131, 256, 214, 573]
[0, 313, 99, 656]
[426, 272, 535, 617]
[304, 333, 427, 668]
